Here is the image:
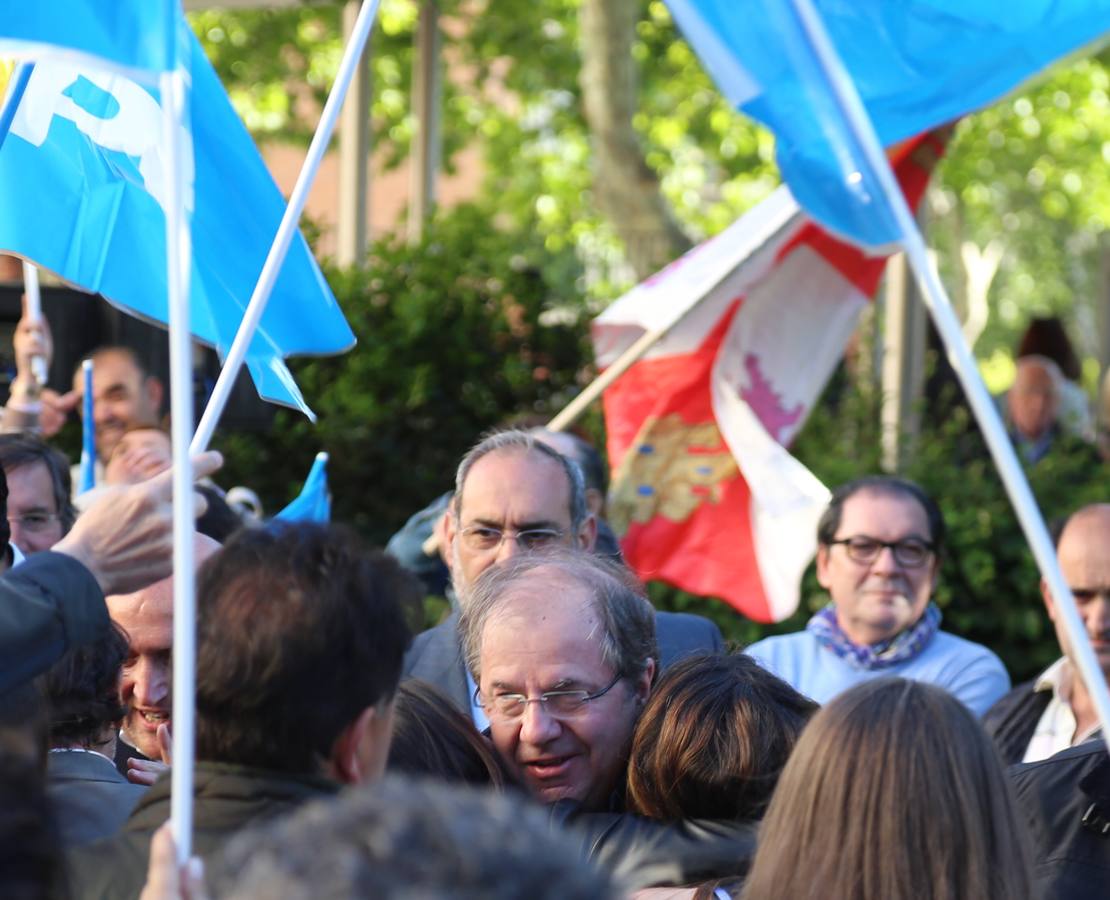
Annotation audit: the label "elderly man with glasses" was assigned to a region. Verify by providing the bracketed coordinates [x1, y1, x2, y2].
[747, 475, 1009, 715]
[460, 547, 656, 810]
[401, 429, 722, 724]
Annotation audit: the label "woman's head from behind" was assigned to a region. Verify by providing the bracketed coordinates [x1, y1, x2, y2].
[626, 652, 817, 821]
[741, 678, 1032, 900]
[387, 679, 512, 788]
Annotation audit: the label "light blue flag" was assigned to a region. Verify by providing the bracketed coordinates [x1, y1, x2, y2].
[274, 452, 331, 523]
[665, 0, 1110, 247]
[0, 28, 354, 417]
[0, 2, 176, 81]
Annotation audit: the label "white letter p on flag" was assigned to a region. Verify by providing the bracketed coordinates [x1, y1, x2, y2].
[11, 64, 194, 215]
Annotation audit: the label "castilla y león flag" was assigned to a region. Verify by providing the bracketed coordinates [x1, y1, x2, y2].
[597, 132, 945, 622]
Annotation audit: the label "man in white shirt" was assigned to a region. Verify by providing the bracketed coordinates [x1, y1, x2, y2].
[985, 503, 1110, 763]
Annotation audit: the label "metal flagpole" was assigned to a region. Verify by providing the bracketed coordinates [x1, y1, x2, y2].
[21, 261, 48, 385]
[190, 0, 382, 454]
[791, 0, 1110, 748]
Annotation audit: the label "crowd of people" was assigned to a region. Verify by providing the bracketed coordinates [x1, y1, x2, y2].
[0, 304, 1105, 900]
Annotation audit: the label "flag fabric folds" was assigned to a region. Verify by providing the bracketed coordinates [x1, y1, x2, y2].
[598, 134, 945, 623]
[0, 2, 176, 81]
[0, 27, 354, 417]
[274, 453, 331, 523]
[664, 0, 1110, 247]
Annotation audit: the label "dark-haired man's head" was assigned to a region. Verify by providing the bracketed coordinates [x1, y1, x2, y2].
[42, 623, 129, 754]
[815, 476, 943, 646]
[214, 776, 621, 900]
[195, 523, 414, 784]
[0, 434, 74, 555]
[446, 430, 597, 600]
[460, 548, 656, 810]
[73, 347, 164, 463]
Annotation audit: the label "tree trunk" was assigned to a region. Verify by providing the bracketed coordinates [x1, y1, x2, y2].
[578, 0, 691, 280]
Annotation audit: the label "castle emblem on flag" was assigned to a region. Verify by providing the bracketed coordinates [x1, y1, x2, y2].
[610, 414, 738, 535]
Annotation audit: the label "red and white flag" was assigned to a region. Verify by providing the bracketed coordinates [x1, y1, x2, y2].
[596, 133, 945, 622]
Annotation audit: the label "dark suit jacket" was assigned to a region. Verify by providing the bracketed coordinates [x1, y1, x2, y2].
[403, 609, 725, 714]
[46, 750, 148, 848]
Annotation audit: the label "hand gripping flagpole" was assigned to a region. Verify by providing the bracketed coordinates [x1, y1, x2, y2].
[190, 0, 381, 454]
[21, 261, 48, 386]
[790, 0, 1110, 748]
[162, 59, 199, 862]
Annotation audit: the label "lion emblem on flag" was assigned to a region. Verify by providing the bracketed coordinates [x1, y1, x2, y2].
[609, 414, 738, 535]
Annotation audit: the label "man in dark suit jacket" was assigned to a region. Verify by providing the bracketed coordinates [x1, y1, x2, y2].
[401, 429, 724, 720]
[41, 620, 147, 847]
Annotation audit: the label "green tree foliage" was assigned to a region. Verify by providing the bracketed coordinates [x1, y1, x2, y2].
[216, 203, 589, 543]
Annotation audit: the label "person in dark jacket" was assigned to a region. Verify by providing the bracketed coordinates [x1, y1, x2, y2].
[1010, 742, 1110, 900]
[67, 523, 416, 900]
[985, 504, 1110, 764]
[42, 621, 147, 847]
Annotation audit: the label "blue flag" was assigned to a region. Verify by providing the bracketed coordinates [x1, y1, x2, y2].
[0, 27, 354, 417]
[0, 2, 176, 81]
[665, 0, 1110, 247]
[274, 453, 331, 523]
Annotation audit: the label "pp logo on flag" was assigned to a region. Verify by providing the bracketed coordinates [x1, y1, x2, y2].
[11, 64, 195, 215]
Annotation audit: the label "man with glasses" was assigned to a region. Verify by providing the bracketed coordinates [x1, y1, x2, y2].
[986, 504, 1110, 763]
[402, 429, 722, 722]
[460, 548, 655, 809]
[747, 475, 1009, 714]
[0, 433, 76, 556]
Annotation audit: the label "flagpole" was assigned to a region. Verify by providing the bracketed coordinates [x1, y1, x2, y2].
[21, 261, 48, 385]
[0, 62, 33, 150]
[790, 0, 1110, 748]
[161, 59, 199, 862]
[190, 0, 381, 454]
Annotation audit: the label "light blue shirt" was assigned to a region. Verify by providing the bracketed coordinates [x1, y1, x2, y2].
[746, 629, 1010, 716]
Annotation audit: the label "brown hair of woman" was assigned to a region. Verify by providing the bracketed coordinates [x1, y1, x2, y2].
[740, 678, 1033, 900]
[626, 652, 818, 821]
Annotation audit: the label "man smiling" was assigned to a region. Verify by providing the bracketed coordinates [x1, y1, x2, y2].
[106, 532, 221, 779]
[460, 549, 656, 810]
[747, 476, 1009, 715]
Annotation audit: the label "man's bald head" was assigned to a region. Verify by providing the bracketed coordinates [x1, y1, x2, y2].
[1045, 504, 1110, 676]
[107, 533, 221, 760]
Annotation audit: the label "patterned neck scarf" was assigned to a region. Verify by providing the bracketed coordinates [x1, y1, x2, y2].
[807, 602, 942, 671]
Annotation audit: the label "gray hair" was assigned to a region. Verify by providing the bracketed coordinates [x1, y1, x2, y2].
[453, 429, 588, 532]
[213, 775, 623, 900]
[459, 547, 657, 684]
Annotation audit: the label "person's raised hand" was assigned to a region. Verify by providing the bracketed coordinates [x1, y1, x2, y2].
[53, 451, 223, 596]
[139, 822, 209, 900]
[38, 388, 80, 437]
[13, 294, 53, 384]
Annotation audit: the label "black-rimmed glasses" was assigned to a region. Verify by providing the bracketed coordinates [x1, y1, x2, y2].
[826, 535, 935, 568]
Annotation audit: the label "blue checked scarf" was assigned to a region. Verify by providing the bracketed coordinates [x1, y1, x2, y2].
[806, 602, 942, 670]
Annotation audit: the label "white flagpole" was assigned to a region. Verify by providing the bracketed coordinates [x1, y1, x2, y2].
[790, 0, 1110, 747]
[20, 261, 48, 385]
[190, 0, 381, 454]
[161, 59, 199, 862]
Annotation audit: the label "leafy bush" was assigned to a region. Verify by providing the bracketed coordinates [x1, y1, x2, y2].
[217, 203, 590, 543]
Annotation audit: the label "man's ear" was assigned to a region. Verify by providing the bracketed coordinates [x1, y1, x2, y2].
[578, 514, 598, 553]
[1041, 577, 1056, 622]
[815, 544, 831, 589]
[442, 509, 458, 575]
[145, 376, 165, 413]
[327, 701, 394, 786]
